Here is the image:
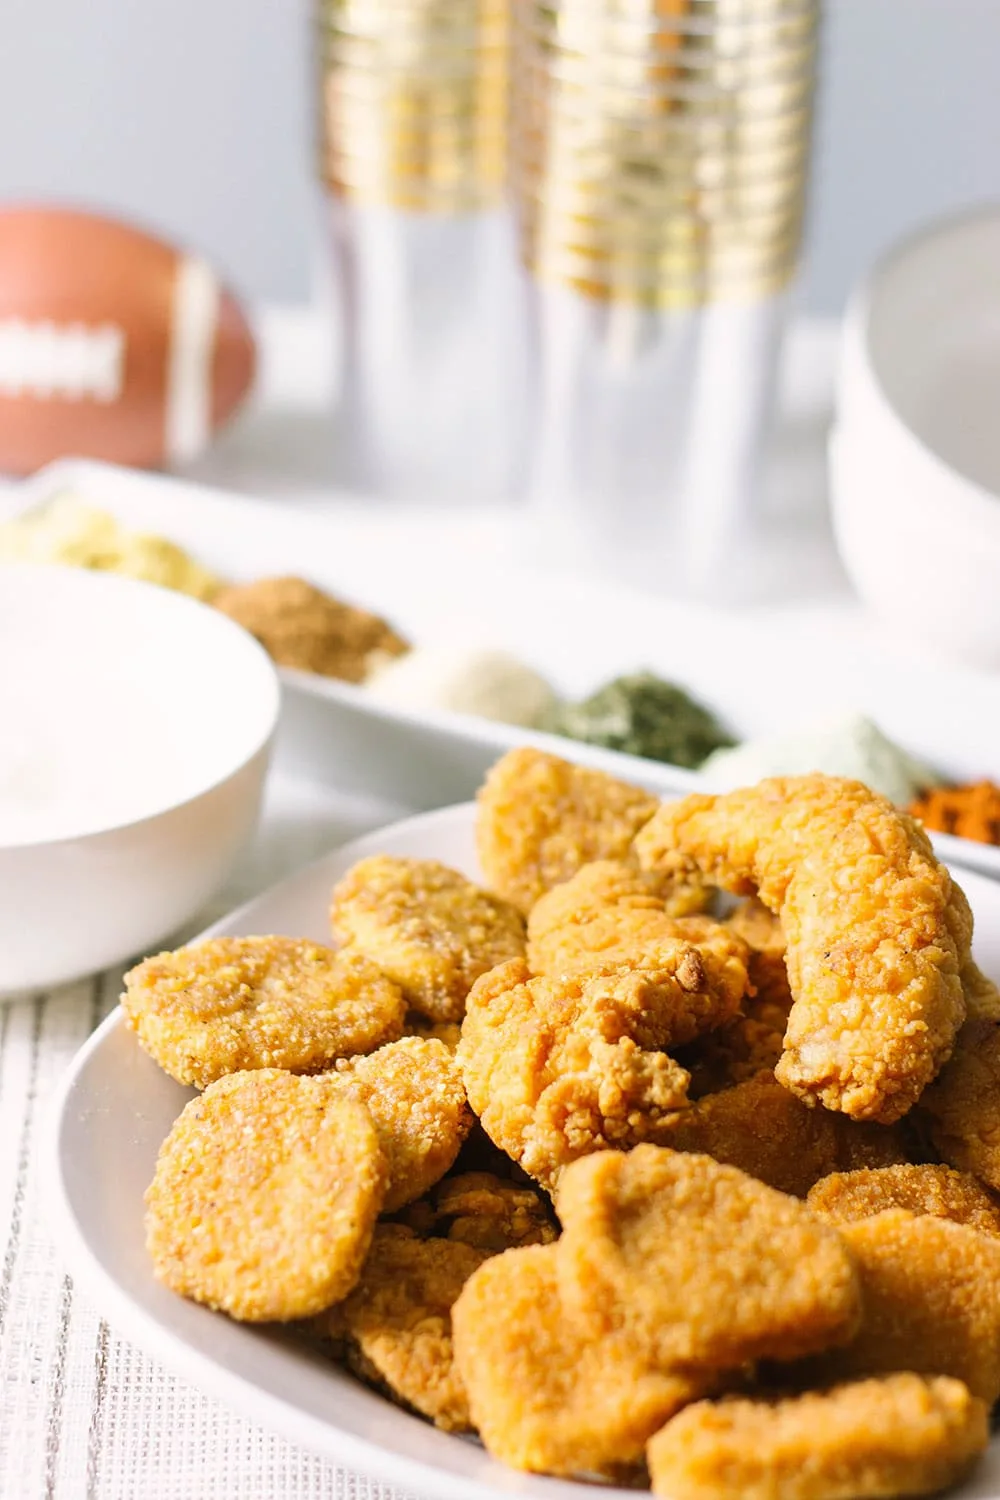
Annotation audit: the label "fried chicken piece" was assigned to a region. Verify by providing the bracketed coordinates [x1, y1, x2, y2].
[807, 1164, 1000, 1236]
[395, 1172, 558, 1251]
[681, 988, 792, 1098]
[146, 1071, 385, 1321]
[459, 958, 701, 1189]
[635, 776, 970, 1122]
[919, 1015, 1000, 1191]
[476, 748, 691, 915]
[646, 1375, 988, 1500]
[556, 1146, 860, 1371]
[331, 1226, 490, 1431]
[330, 1037, 472, 1212]
[330, 856, 525, 1024]
[453, 1245, 715, 1477]
[212, 575, 408, 682]
[811, 1210, 1000, 1403]
[123, 937, 406, 1088]
[657, 1074, 910, 1198]
[527, 861, 749, 1013]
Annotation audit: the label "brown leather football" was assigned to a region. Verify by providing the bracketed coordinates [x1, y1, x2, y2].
[0, 205, 257, 475]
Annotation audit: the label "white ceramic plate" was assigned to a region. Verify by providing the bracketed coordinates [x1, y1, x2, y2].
[41, 803, 1000, 1498]
[8, 458, 1000, 885]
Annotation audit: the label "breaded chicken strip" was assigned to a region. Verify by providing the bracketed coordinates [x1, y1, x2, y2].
[556, 1147, 860, 1371]
[146, 1071, 385, 1321]
[453, 1244, 714, 1477]
[646, 1375, 987, 1500]
[635, 776, 970, 1122]
[396, 1172, 558, 1251]
[813, 1210, 1000, 1404]
[658, 1074, 909, 1197]
[919, 1014, 1000, 1192]
[329, 1037, 472, 1211]
[336, 1226, 490, 1432]
[527, 861, 749, 1009]
[476, 748, 701, 915]
[807, 1163, 1000, 1237]
[330, 856, 525, 1024]
[458, 956, 731, 1188]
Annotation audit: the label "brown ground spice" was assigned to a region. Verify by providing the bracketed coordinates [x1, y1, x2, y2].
[909, 781, 1000, 846]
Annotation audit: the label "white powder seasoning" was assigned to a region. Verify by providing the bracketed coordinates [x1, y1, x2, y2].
[364, 645, 557, 728]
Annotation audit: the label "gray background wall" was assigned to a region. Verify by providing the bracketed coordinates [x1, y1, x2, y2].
[0, 0, 996, 313]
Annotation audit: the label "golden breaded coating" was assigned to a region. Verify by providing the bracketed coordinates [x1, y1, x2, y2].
[331, 1037, 472, 1212]
[337, 1226, 490, 1431]
[556, 1146, 860, 1371]
[807, 1164, 1000, 1236]
[123, 937, 405, 1088]
[453, 1245, 714, 1477]
[458, 959, 695, 1190]
[635, 776, 970, 1123]
[658, 1074, 910, 1197]
[402, 1014, 461, 1050]
[330, 856, 525, 1024]
[726, 896, 787, 959]
[396, 1172, 558, 1251]
[146, 1070, 385, 1321]
[646, 1375, 988, 1500]
[813, 1210, 1000, 1404]
[476, 748, 672, 915]
[681, 987, 792, 1098]
[527, 861, 750, 1018]
[920, 1017, 1000, 1191]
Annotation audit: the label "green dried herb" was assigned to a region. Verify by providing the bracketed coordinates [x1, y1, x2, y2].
[545, 672, 735, 769]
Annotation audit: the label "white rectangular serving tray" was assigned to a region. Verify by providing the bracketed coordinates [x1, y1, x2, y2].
[6, 458, 1000, 880]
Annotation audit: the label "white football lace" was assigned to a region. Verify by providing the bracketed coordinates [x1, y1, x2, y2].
[0, 319, 125, 402]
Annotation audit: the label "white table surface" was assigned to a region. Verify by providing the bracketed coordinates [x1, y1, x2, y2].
[2, 307, 853, 1500]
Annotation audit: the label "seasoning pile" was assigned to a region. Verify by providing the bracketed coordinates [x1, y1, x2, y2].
[5, 494, 1000, 842]
[127, 750, 1000, 1496]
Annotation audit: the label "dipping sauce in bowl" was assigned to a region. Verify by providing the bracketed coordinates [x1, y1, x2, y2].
[0, 565, 279, 994]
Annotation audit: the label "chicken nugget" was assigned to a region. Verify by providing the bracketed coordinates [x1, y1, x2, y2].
[402, 1014, 461, 1050]
[453, 1245, 714, 1477]
[330, 856, 525, 1024]
[657, 1074, 910, 1197]
[646, 1374, 988, 1500]
[556, 1146, 860, 1371]
[123, 937, 405, 1088]
[458, 959, 695, 1190]
[810, 1209, 1000, 1403]
[919, 1016, 1000, 1191]
[527, 861, 749, 1016]
[331, 1037, 472, 1212]
[476, 748, 682, 915]
[396, 1172, 558, 1251]
[636, 776, 969, 1123]
[807, 1163, 1000, 1236]
[334, 1225, 490, 1431]
[146, 1070, 385, 1321]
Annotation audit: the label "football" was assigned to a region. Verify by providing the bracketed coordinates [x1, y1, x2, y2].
[0, 205, 257, 475]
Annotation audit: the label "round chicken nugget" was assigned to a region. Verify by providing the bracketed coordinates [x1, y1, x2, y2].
[123, 937, 405, 1088]
[636, 776, 970, 1123]
[330, 856, 526, 1024]
[459, 959, 695, 1190]
[556, 1146, 861, 1371]
[476, 748, 676, 915]
[339, 1225, 490, 1431]
[812, 1209, 1000, 1404]
[331, 1037, 472, 1211]
[807, 1163, 1000, 1236]
[396, 1172, 558, 1251]
[658, 1073, 910, 1198]
[146, 1070, 385, 1321]
[646, 1374, 988, 1500]
[453, 1245, 714, 1477]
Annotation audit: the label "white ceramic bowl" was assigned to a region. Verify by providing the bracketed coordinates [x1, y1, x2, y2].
[831, 205, 1000, 666]
[0, 565, 279, 995]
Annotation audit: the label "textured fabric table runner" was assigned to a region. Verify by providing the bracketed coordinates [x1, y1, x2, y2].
[0, 774, 426, 1500]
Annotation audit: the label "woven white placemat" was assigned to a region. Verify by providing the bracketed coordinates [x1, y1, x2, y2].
[0, 775, 426, 1500]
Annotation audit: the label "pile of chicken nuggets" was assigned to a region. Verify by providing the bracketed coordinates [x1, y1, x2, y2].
[128, 748, 1000, 1499]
